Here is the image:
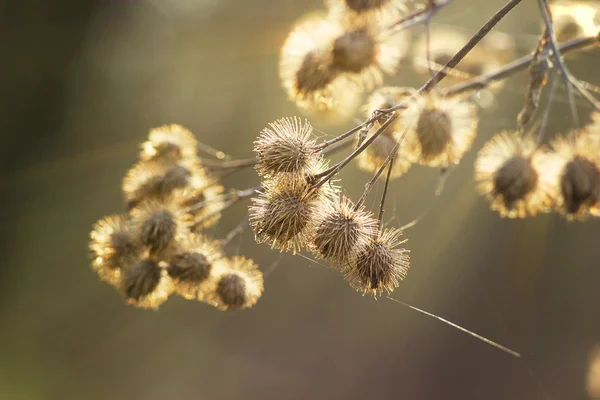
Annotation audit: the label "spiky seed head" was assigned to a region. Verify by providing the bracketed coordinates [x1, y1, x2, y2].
[122, 159, 205, 210]
[344, 228, 409, 296]
[475, 131, 557, 218]
[310, 196, 378, 267]
[140, 124, 198, 163]
[549, 131, 600, 219]
[207, 257, 264, 311]
[332, 28, 377, 73]
[89, 214, 140, 285]
[254, 117, 320, 177]
[249, 162, 337, 253]
[166, 234, 224, 300]
[549, 2, 600, 43]
[280, 18, 340, 105]
[130, 198, 191, 255]
[398, 93, 479, 167]
[120, 256, 173, 310]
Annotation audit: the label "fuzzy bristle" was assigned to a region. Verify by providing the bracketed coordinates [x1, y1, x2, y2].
[208, 257, 264, 311]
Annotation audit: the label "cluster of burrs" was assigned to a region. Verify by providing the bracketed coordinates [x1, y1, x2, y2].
[89, 125, 264, 310]
[475, 112, 600, 220]
[249, 116, 410, 296]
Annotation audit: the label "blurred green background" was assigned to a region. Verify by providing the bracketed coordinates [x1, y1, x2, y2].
[2, 0, 600, 399]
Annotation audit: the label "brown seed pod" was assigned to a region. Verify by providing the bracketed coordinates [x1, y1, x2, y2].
[254, 117, 320, 177]
[549, 2, 599, 43]
[309, 195, 379, 267]
[122, 159, 208, 210]
[120, 255, 174, 310]
[166, 234, 224, 301]
[344, 228, 409, 296]
[140, 124, 198, 163]
[549, 131, 600, 219]
[89, 214, 140, 286]
[249, 161, 336, 253]
[207, 257, 264, 311]
[130, 198, 192, 256]
[474, 131, 558, 218]
[397, 92, 479, 167]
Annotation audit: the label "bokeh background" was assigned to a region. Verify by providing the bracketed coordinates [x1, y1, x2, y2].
[3, 0, 600, 399]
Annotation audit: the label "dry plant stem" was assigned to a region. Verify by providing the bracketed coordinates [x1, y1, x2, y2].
[311, 115, 398, 190]
[187, 186, 258, 214]
[387, 0, 453, 35]
[443, 35, 597, 96]
[417, 0, 524, 95]
[378, 152, 395, 224]
[221, 217, 249, 247]
[386, 296, 521, 358]
[538, 0, 600, 111]
[355, 135, 403, 209]
[536, 69, 559, 146]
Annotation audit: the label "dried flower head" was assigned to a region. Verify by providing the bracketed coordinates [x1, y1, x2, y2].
[167, 234, 224, 301]
[330, 25, 401, 90]
[120, 256, 174, 310]
[122, 159, 207, 210]
[140, 124, 198, 163]
[549, 2, 599, 43]
[549, 131, 600, 219]
[310, 195, 379, 267]
[249, 162, 336, 253]
[208, 257, 264, 311]
[398, 93, 479, 167]
[89, 214, 140, 285]
[130, 198, 192, 255]
[474, 131, 558, 218]
[344, 228, 410, 296]
[280, 18, 343, 109]
[326, 0, 406, 26]
[254, 117, 320, 177]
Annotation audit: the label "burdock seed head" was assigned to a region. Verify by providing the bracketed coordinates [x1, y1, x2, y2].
[120, 255, 174, 310]
[254, 117, 320, 177]
[167, 234, 224, 301]
[89, 214, 140, 286]
[550, 131, 600, 219]
[344, 228, 410, 296]
[398, 93, 479, 167]
[130, 198, 192, 255]
[122, 159, 205, 210]
[310, 195, 379, 267]
[249, 163, 336, 254]
[140, 124, 198, 163]
[207, 257, 264, 311]
[475, 131, 557, 218]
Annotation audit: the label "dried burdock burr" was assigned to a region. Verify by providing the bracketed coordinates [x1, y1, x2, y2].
[140, 124, 198, 163]
[249, 160, 337, 254]
[122, 159, 206, 210]
[398, 92, 479, 167]
[344, 227, 410, 296]
[310, 195, 379, 267]
[549, 131, 600, 219]
[120, 255, 174, 310]
[208, 257, 264, 311]
[548, 2, 600, 43]
[130, 198, 192, 255]
[89, 214, 140, 285]
[254, 117, 320, 177]
[475, 131, 557, 218]
[166, 234, 224, 301]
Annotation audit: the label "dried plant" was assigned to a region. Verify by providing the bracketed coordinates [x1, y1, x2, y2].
[88, 0, 600, 358]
